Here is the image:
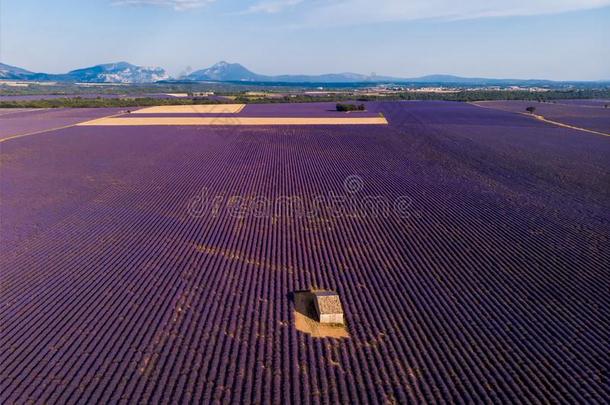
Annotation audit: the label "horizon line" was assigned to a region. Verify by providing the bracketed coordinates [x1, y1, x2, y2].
[1, 60, 609, 83]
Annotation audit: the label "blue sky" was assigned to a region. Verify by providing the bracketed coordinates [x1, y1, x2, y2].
[1, 0, 609, 80]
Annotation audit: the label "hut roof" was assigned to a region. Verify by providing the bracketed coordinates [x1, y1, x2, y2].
[314, 291, 343, 315]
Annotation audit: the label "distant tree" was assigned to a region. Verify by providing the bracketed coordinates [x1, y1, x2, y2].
[605, 104, 608, 109]
[337, 103, 365, 112]
[526, 106, 536, 114]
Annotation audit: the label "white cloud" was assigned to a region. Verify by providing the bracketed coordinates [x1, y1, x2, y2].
[112, 0, 214, 11]
[247, 0, 303, 14]
[246, 0, 610, 24]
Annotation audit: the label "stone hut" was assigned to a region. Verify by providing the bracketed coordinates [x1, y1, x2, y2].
[313, 291, 344, 325]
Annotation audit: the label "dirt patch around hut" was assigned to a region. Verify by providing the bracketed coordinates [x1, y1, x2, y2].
[292, 291, 349, 339]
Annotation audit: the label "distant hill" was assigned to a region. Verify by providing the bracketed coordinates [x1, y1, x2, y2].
[183, 62, 595, 86]
[0, 62, 169, 83]
[185, 61, 398, 83]
[63, 62, 169, 83]
[0, 63, 36, 80]
[187, 61, 262, 81]
[1, 60, 607, 85]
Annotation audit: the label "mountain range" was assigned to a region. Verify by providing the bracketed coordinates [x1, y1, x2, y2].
[0, 61, 604, 85]
[185, 61, 403, 83]
[0, 62, 169, 84]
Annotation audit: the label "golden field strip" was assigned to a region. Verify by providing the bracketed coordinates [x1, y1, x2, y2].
[77, 116, 389, 126]
[132, 104, 246, 114]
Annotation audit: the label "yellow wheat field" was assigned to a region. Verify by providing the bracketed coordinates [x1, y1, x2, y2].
[77, 116, 389, 126]
[132, 104, 246, 114]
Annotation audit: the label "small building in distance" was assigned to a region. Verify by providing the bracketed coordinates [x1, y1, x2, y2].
[314, 291, 344, 325]
[192, 91, 215, 97]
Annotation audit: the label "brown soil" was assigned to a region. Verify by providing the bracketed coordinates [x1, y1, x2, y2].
[293, 291, 349, 339]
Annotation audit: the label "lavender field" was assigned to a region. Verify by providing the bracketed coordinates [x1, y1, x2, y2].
[1, 101, 609, 403]
[554, 99, 610, 107]
[0, 94, 185, 102]
[0, 108, 128, 140]
[475, 100, 610, 134]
